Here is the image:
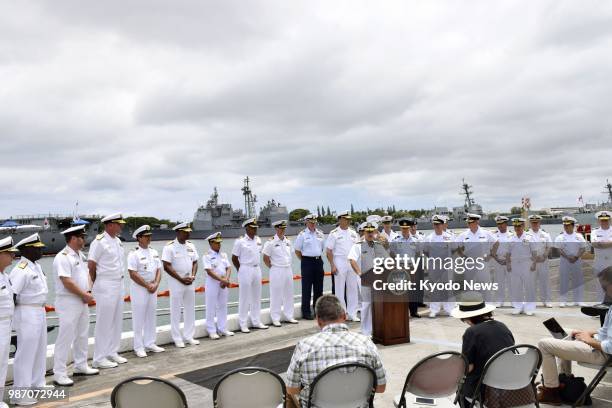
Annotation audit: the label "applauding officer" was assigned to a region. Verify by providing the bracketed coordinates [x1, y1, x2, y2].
[53, 226, 98, 386]
[127, 225, 164, 358]
[88, 213, 127, 369]
[203, 232, 234, 339]
[0, 237, 17, 408]
[162, 222, 199, 348]
[232, 218, 268, 332]
[294, 214, 325, 320]
[263, 220, 298, 327]
[10, 234, 48, 405]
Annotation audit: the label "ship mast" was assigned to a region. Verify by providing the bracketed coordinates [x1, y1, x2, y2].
[242, 177, 257, 218]
[461, 178, 475, 212]
[604, 179, 612, 204]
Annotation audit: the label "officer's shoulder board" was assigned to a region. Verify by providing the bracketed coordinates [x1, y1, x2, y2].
[18, 261, 27, 269]
[61, 249, 69, 256]
[330, 227, 338, 233]
[166, 240, 174, 245]
[96, 233, 104, 240]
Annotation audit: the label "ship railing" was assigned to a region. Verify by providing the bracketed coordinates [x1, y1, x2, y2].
[8, 213, 102, 220]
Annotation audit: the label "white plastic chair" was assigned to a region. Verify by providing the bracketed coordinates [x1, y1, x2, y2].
[111, 376, 187, 408]
[394, 351, 467, 408]
[213, 366, 286, 408]
[574, 355, 612, 407]
[307, 362, 377, 408]
[467, 344, 542, 408]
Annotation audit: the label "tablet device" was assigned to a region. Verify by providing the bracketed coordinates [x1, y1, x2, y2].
[543, 318, 568, 339]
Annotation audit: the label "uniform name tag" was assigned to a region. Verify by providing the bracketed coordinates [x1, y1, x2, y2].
[32, 276, 39, 280]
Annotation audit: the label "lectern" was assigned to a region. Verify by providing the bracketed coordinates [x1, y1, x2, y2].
[369, 268, 411, 346]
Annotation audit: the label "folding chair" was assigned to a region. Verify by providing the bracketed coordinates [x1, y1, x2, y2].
[467, 344, 542, 408]
[307, 362, 377, 408]
[573, 355, 612, 407]
[213, 366, 286, 408]
[110, 376, 187, 408]
[394, 351, 468, 408]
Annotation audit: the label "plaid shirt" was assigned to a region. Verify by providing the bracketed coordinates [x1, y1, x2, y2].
[286, 323, 386, 407]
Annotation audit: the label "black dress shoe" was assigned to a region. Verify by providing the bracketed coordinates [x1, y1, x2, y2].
[411, 313, 421, 319]
[302, 315, 315, 320]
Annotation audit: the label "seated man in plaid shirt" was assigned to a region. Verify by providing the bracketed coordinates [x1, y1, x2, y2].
[286, 294, 387, 407]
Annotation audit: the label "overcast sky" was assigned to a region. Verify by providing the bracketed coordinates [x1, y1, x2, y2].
[2, 1, 612, 221]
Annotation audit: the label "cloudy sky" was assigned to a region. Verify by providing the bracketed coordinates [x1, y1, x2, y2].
[2, 1, 612, 220]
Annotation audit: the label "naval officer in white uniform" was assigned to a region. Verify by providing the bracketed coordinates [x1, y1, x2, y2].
[554, 216, 587, 306]
[591, 211, 612, 302]
[294, 214, 325, 320]
[232, 218, 268, 333]
[325, 211, 361, 321]
[10, 233, 48, 406]
[379, 215, 399, 241]
[0, 237, 18, 408]
[127, 225, 164, 357]
[491, 215, 512, 307]
[527, 214, 553, 307]
[202, 232, 234, 339]
[161, 222, 200, 347]
[263, 220, 299, 327]
[52, 225, 98, 386]
[88, 213, 127, 369]
[508, 218, 537, 315]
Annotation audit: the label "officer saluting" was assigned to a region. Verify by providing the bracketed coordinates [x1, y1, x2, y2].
[88, 213, 127, 369]
[0, 237, 17, 408]
[232, 218, 268, 333]
[203, 232, 234, 340]
[161, 222, 199, 348]
[53, 225, 99, 387]
[10, 233, 48, 406]
[294, 214, 325, 320]
[263, 220, 298, 327]
[127, 225, 164, 358]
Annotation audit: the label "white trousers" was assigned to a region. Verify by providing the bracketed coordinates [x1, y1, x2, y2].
[13, 306, 47, 388]
[92, 279, 124, 363]
[535, 260, 551, 303]
[492, 260, 510, 304]
[168, 277, 195, 343]
[205, 279, 228, 333]
[594, 260, 609, 302]
[334, 257, 361, 319]
[559, 258, 583, 303]
[238, 266, 263, 327]
[130, 284, 158, 351]
[269, 266, 294, 322]
[53, 296, 89, 377]
[0, 317, 12, 402]
[462, 263, 492, 302]
[360, 286, 372, 335]
[428, 268, 455, 314]
[510, 261, 536, 312]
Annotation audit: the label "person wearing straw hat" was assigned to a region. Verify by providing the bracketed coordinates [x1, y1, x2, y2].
[161, 222, 200, 347]
[527, 214, 553, 308]
[508, 218, 537, 316]
[0, 237, 18, 408]
[127, 225, 164, 358]
[202, 232, 234, 339]
[294, 214, 325, 320]
[264, 220, 299, 327]
[452, 292, 514, 403]
[231, 217, 268, 332]
[592, 210, 612, 302]
[325, 211, 361, 321]
[88, 213, 128, 369]
[52, 225, 99, 387]
[490, 215, 512, 307]
[10, 233, 49, 405]
[554, 216, 587, 307]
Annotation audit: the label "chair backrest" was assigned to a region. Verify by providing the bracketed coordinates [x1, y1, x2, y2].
[213, 366, 286, 408]
[308, 362, 376, 408]
[480, 344, 542, 390]
[111, 376, 187, 408]
[401, 351, 468, 399]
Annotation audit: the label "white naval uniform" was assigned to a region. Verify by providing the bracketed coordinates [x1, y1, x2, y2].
[127, 246, 161, 352]
[423, 231, 456, 314]
[528, 228, 552, 304]
[0, 270, 14, 403]
[161, 239, 198, 344]
[263, 235, 295, 323]
[379, 229, 399, 242]
[325, 227, 360, 319]
[52, 246, 91, 378]
[455, 227, 496, 302]
[508, 232, 537, 313]
[491, 229, 512, 305]
[347, 241, 369, 334]
[10, 258, 48, 388]
[88, 232, 125, 364]
[592, 226, 612, 302]
[232, 235, 264, 328]
[554, 232, 587, 304]
[202, 250, 231, 334]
